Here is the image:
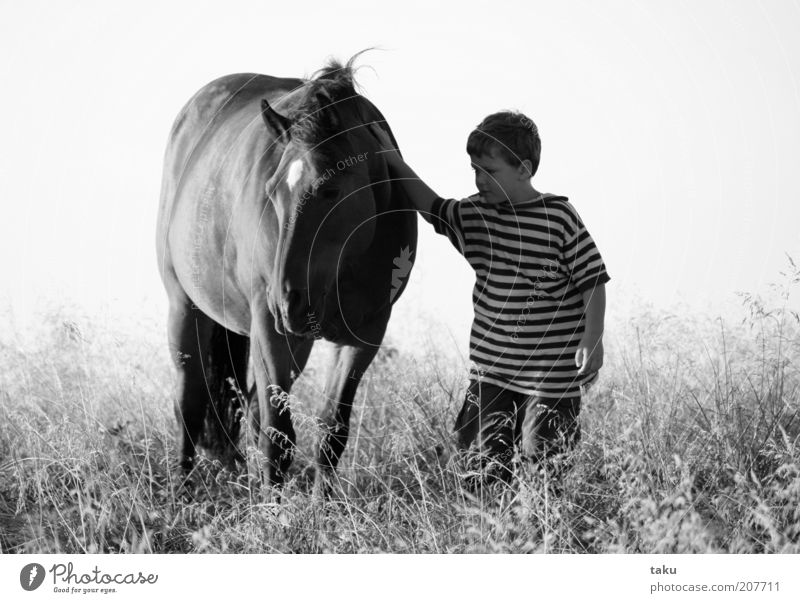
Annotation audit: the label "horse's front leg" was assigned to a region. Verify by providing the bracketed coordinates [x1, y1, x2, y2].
[314, 314, 388, 497]
[249, 304, 312, 488]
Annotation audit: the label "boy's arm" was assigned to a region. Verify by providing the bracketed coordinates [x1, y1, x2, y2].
[369, 125, 439, 222]
[575, 283, 606, 376]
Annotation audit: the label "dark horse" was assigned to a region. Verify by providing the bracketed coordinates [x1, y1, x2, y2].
[156, 56, 416, 492]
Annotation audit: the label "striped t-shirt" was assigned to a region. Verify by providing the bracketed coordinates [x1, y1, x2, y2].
[430, 193, 610, 398]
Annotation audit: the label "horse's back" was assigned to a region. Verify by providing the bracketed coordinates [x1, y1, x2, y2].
[159, 73, 300, 211]
[157, 73, 301, 310]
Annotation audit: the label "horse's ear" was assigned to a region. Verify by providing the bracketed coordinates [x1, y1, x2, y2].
[261, 99, 292, 141]
[315, 92, 339, 130]
[315, 92, 331, 108]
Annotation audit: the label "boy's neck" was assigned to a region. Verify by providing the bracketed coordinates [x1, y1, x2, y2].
[506, 183, 543, 205]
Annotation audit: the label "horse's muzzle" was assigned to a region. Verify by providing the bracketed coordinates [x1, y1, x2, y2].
[280, 287, 323, 336]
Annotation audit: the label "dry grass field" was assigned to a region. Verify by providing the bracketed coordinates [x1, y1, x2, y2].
[1, 264, 798, 553]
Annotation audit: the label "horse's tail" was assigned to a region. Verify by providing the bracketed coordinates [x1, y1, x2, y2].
[199, 324, 250, 465]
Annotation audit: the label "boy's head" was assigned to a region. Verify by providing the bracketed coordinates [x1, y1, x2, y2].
[466, 111, 541, 204]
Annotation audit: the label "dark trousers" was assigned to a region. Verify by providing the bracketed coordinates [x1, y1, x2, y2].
[453, 378, 581, 485]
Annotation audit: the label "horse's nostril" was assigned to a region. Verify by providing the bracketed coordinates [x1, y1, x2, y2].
[282, 288, 311, 330]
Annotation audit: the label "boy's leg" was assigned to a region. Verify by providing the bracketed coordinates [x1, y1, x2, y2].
[519, 395, 581, 463]
[453, 379, 518, 486]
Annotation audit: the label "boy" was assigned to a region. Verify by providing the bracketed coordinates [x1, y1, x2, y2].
[370, 111, 609, 486]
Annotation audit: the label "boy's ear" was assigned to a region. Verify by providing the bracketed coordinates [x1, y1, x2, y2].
[519, 159, 534, 179]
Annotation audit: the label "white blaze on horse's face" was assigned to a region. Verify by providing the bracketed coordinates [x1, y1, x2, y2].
[266, 155, 312, 225]
[285, 159, 304, 191]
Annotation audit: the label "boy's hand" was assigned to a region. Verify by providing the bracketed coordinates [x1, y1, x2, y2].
[368, 123, 401, 165]
[366, 122, 439, 216]
[575, 336, 603, 376]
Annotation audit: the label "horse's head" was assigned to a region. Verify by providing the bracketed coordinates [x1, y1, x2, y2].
[262, 59, 391, 337]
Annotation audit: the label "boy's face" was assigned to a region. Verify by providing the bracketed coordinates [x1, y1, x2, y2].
[470, 149, 528, 204]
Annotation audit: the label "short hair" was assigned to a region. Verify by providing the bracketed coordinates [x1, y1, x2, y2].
[466, 111, 541, 177]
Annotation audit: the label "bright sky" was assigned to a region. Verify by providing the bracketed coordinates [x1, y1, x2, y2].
[2, 0, 799, 353]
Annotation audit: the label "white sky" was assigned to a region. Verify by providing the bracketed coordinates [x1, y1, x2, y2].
[1, 0, 799, 353]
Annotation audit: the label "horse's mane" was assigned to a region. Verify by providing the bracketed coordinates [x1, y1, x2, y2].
[287, 52, 369, 148]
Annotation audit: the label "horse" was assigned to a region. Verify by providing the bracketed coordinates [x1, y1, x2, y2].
[156, 56, 416, 493]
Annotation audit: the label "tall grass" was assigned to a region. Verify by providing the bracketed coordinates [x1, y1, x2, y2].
[1, 264, 798, 553]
